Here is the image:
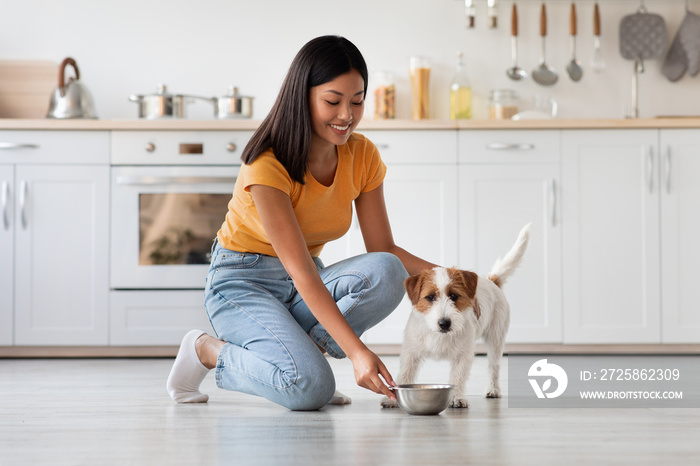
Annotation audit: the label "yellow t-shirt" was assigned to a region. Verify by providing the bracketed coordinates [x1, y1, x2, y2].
[217, 132, 386, 257]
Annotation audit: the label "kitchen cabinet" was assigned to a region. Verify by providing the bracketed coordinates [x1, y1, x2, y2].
[321, 131, 459, 344]
[0, 165, 13, 345]
[660, 130, 700, 343]
[562, 130, 661, 343]
[1, 131, 110, 346]
[458, 130, 562, 343]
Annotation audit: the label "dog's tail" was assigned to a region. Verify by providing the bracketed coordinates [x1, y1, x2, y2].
[488, 223, 530, 288]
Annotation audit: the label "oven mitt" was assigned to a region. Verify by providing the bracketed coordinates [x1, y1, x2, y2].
[678, 11, 700, 76]
[662, 30, 688, 82]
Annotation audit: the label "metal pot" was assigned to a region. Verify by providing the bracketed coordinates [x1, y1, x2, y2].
[213, 86, 253, 119]
[129, 84, 187, 119]
[46, 57, 98, 119]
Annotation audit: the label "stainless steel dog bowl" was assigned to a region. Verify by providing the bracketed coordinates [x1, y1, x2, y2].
[391, 384, 455, 415]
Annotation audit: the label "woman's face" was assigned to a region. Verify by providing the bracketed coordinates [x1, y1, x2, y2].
[308, 69, 365, 150]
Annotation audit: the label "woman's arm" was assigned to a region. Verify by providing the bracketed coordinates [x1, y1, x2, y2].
[249, 184, 396, 399]
[354, 183, 438, 275]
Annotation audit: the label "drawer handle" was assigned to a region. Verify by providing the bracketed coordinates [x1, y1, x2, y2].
[116, 175, 237, 186]
[486, 143, 535, 151]
[375, 144, 390, 150]
[0, 143, 40, 150]
[1, 181, 9, 230]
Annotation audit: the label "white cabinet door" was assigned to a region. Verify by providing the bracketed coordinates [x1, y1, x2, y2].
[364, 165, 459, 344]
[0, 165, 13, 345]
[322, 165, 459, 345]
[562, 130, 661, 343]
[660, 130, 700, 343]
[14, 165, 110, 345]
[459, 164, 562, 343]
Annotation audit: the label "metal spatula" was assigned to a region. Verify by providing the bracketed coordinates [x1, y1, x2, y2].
[532, 3, 558, 86]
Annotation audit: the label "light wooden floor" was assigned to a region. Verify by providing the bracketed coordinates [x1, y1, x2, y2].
[1, 356, 699, 466]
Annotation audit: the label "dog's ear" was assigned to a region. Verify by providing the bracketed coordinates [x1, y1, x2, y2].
[456, 270, 480, 319]
[456, 270, 479, 299]
[404, 273, 425, 305]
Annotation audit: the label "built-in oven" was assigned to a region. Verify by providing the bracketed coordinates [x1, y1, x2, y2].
[109, 131, 251, 345]
[111, 164, 237, 289]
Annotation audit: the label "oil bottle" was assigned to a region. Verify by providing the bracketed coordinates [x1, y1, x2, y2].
[449, 52, 472, 120]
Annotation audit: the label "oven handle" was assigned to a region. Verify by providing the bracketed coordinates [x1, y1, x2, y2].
[116, 175, 237, 185]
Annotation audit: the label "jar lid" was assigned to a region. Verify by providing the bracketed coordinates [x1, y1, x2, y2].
[489, 89, 518, 100]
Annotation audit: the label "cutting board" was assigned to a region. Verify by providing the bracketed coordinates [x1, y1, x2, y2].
[0, 60, 57, 118]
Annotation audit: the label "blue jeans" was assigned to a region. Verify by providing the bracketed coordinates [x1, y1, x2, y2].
[204, 241, 408, 411]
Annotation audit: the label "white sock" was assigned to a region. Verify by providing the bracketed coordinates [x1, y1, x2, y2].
[166, 329, 210, 403]
[328, 389, 352, 405]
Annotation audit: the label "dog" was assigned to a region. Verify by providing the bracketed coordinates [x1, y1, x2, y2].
[382, 224, 530, 409]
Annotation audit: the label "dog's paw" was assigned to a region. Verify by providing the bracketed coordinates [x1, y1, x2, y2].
[449, 396, 469, 408]
[380, 396, 399, 409]
[486, 389, 502, 398]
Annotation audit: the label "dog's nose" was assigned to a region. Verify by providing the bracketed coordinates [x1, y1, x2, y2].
[438, 318, 452, 332]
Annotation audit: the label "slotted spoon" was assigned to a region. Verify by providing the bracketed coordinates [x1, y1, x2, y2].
[532, 2, 558, 86]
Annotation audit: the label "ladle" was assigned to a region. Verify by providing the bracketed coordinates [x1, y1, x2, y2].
[566, 2, 584, 81]
[532, 2, 558, 86]
[506, 3, 527, 80]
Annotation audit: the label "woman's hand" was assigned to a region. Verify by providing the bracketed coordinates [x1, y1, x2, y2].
[349, 347, 397, 401]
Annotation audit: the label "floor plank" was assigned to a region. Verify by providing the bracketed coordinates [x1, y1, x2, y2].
[0, 356, 698, 465]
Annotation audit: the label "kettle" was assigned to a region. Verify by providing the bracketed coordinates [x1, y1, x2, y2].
[46, 57, 98, 119]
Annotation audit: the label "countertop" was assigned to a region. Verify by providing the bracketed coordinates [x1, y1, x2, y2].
[2, 118, 700, 130]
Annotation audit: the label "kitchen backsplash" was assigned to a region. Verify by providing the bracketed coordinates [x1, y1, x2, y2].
[1, 0, 698, 120]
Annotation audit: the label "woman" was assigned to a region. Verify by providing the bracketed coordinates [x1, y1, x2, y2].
[167, 35, 436, 411]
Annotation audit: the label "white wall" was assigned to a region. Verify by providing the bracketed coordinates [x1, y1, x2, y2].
[2, 0, 699, 120]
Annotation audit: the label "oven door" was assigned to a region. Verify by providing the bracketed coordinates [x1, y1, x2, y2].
[111, 165, 238, 289]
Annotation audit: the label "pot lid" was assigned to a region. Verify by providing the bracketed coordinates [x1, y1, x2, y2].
[224, 85, 253, 98]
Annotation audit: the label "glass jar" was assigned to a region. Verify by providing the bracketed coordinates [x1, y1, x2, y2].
[409, 56, 431, 120]
[373, 71, 395, 120]
[488, 89, 518, 120]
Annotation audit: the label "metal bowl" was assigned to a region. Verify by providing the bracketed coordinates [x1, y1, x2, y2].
[391, 384, 455, 415]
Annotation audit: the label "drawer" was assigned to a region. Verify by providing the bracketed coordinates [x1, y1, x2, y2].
[359, 130, 457, 165]
[459, 130, 560, 164]
[111, 130, 253, 165]
[110, 290, 214, 346]
[0, 131, 109, 164]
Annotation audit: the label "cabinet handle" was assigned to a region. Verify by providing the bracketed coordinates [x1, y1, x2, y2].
[19, 180, 28, 229]
[550, 179, 557, 227]
[375, 143, 390, 150]
[1, 181, 9, 230]
[0, 143, 40, 150]
[646, 146, 654, 194]
[486, 143, 535, 151]
[665, 147, 672, 194]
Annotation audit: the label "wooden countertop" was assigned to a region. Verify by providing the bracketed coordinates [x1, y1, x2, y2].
[2, 117, 700, 130]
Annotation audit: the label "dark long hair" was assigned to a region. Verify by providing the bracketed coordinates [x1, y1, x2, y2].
[241, 35, 368, 184]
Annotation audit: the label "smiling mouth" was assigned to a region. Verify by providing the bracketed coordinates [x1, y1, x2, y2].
[330, 123, 351, 131]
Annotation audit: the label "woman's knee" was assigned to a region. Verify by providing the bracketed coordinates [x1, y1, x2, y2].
[282, 365, 336, 411]
[368, 252, 409, 305]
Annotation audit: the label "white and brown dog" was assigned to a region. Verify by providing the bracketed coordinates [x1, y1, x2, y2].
[382, 224, 530, 409]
